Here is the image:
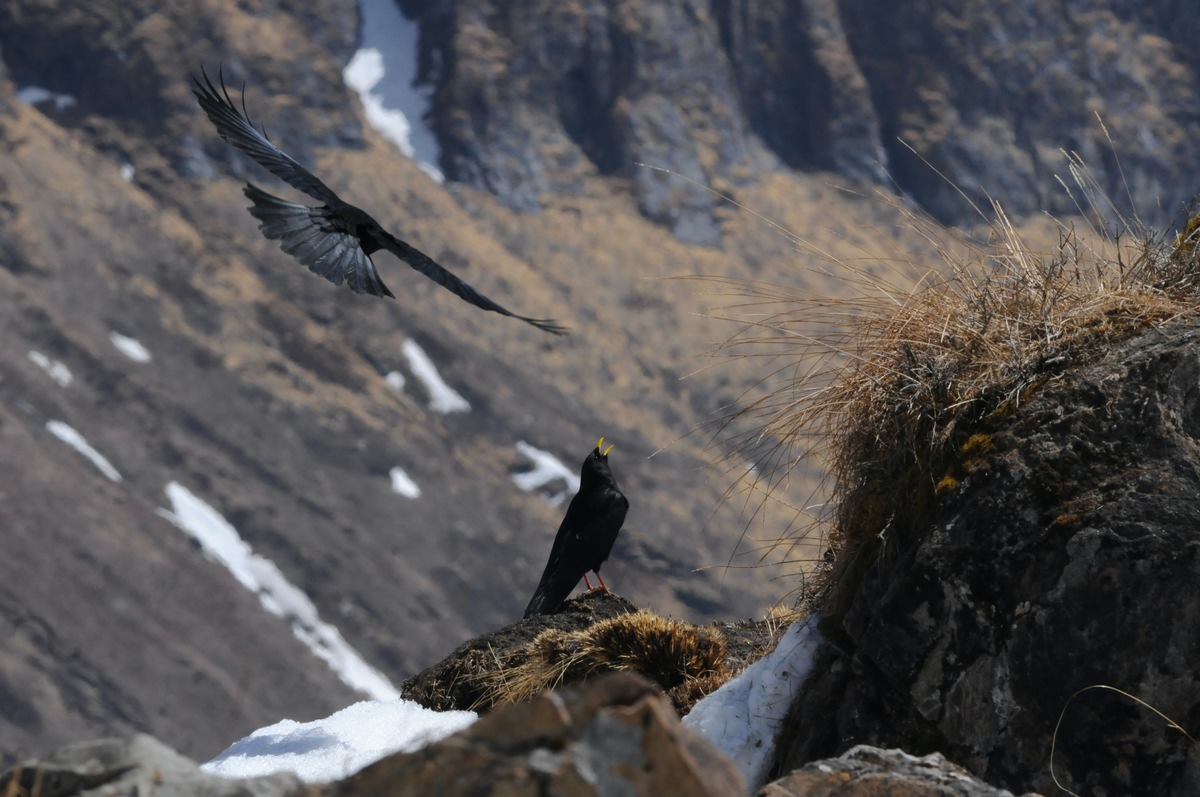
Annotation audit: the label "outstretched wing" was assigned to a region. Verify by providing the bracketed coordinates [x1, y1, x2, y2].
[244, 184, 394, 298]
[192, 67, 341, 206]
[379, 233, 568, 335]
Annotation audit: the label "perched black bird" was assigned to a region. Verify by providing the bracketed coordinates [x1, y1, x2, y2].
[524, 438, 629, 617]
[191, 68, 566, 335]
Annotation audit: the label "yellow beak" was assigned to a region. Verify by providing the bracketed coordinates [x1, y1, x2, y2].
[603, 442, 615, 456]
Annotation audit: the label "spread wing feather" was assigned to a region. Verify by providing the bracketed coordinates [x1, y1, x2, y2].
[192, 67, 340, 206]
[380, 235, 568, 335]
[244, 184, 393, 298]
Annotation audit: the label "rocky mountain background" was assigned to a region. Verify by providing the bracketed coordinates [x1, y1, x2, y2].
[0, 0, 1198, 768]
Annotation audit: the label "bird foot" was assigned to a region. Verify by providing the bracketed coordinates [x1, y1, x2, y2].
[581, 584, 612, 596]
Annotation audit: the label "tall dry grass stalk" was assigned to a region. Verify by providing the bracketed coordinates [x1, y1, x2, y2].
[698, 157, 1200, 618]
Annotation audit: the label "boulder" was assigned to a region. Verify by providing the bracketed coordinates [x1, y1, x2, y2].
[779, 322, 1200, 795]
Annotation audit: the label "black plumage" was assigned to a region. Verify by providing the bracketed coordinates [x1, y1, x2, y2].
[191, 67, 566, 335]
[524, 438, 629, 617]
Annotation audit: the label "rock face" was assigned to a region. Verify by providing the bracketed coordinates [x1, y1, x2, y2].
[409, 0, 774, 244]
[406, 0, 1200, 228]
[779, 322, 1200, 795]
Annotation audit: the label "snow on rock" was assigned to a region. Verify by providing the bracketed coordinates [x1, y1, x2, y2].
[512, 441, 580, 506]
[389, 466, 421, 498]
[402, 340, 469, 414]
[682, 618, 822, 791]
[17, 85, 76, 111]
[343, 0, 443, 182]
[204, 698, 476, 782]
[45, 420, 122, 482]
[28, 351, 73, 387]
[109, 331, 152, 363]
[119, 161, 135, 182]
[157, 482, 400, 701]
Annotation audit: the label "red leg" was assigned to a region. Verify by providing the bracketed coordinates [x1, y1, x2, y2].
[582, 572, 612, 595]
[583, 573, 594, 590]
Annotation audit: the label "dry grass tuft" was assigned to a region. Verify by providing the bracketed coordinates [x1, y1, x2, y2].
[698, 154, 1200, 620]
[478, 611, 729, 713]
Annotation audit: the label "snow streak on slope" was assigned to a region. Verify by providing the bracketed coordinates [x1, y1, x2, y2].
[389, 466, 421, 498]
[45, 421, 122, 482]
[512, 441, 580, 506]
[109, 331, 152, 362]
[204, 698, 476, 781]
[343, 0, 443, 182]
[17, 85, 76, 111]
[158, 482, 400, 701]
[683, 618, 821, 790]
[384, 370, 406, 392]
[402, 340, 469, 413]
[28, 351, 73, 386]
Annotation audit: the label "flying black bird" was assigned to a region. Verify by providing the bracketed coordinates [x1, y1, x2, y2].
[191, 68, 566, 334]
[524, 438, 629, 618]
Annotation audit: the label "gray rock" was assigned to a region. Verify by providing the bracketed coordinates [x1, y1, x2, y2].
[762, 745, 1039, 796]
[0, 734, 303, 797]
[415, 0, 774, 242]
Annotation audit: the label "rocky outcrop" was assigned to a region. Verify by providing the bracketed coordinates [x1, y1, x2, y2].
[778, 321, 1200, 795]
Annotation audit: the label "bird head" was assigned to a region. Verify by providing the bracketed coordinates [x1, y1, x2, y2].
[580, 437, 617, 484]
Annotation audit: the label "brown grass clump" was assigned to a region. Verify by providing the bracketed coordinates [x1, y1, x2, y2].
[479, 611, 729, 713]
[700, 152, 1200, 621]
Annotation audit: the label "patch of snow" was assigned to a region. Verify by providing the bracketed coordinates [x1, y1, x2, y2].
[384, 370, 406, 392]
[682, 618, 822, 791]
[28, 351, 73, 387]
[512, 441, 580, 506]
[402, 340, 469, 414]
[119, 161, 135, 182]
[389, 466, 420, 499]
[17, 85, 76, 111]
[45, 421, 122, 482]
[158, 482, 400, 701]
[204, 698, 475, 781]
[343, 0, 443, 183]
[109, 332, 152, 363]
